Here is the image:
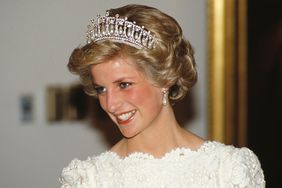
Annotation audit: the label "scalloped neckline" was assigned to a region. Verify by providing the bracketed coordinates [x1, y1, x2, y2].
[102, 140, 215, 161]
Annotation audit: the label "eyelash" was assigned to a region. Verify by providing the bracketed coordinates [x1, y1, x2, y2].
[94, 82, 132, 95]
[94, 86, 106, 95]
[119, 82, 132, 89]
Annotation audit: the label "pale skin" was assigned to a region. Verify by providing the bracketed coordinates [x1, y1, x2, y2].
[91, 55, 204, 158]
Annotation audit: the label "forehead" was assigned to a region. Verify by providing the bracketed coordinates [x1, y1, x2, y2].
[90, 56, 146, 82]
[92, 56, 137, 72]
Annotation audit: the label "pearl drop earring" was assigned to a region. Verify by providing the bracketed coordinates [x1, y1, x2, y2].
[162, 89, 169, 106]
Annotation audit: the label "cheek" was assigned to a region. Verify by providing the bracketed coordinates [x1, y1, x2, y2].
[127, 89, 147, 104]
[126, 86, 161, 108]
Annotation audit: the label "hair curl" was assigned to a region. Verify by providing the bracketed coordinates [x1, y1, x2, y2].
[68, 4, 197, 102]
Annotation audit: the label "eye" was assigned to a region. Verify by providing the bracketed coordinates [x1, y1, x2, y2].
[94, 86, 106, 95]
[119, 82, 132, 89]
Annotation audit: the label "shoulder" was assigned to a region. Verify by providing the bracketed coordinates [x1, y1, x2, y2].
[205, 141, 265, 187]
[59, 157, 97, 188]
[59, 152, 118, 188]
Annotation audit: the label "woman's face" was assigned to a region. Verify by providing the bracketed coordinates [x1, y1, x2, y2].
[91, 56, 165, 138]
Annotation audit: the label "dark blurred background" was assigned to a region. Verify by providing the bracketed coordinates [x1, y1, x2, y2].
[248, 1, 282, 187]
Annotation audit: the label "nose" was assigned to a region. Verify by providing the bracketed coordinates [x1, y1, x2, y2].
[105, 89, 122, 113]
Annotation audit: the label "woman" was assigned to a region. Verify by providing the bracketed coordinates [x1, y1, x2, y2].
[60, 4, 265, 188]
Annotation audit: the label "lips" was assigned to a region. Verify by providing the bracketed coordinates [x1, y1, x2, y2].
[116, 110, 136, 124]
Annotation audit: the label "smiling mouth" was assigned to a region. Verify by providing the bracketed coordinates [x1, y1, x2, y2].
[116, 110, 136, 123]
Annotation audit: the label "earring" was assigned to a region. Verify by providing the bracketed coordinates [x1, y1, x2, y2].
[162, 89, 169, 106]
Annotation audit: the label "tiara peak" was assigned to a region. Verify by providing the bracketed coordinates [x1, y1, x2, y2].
[86, 11, 156, 49]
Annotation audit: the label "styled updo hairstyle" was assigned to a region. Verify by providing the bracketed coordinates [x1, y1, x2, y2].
[68, 4, 197, 103]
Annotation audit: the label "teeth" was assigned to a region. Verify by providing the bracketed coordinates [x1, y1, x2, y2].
[117, 110, 135, 121]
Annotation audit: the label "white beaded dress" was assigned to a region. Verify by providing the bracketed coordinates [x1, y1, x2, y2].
[59, 141, 265, 188]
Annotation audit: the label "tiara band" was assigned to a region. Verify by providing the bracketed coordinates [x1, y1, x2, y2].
[86, 11, 156, 49]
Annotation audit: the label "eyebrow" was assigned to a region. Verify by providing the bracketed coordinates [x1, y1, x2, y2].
[92, 82, 102, 87]
[113, 78, 126, 84]
[92, 76, 135, 86]
[113, 77, 135, 84]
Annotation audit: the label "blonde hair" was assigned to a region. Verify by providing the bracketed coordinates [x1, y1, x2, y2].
[68, 4, 197, 102]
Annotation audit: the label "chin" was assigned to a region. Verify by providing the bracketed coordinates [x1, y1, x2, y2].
[119, 129, 139, 139]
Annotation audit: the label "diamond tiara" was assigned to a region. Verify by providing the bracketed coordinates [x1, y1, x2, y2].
[86, 11, 156, 49]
